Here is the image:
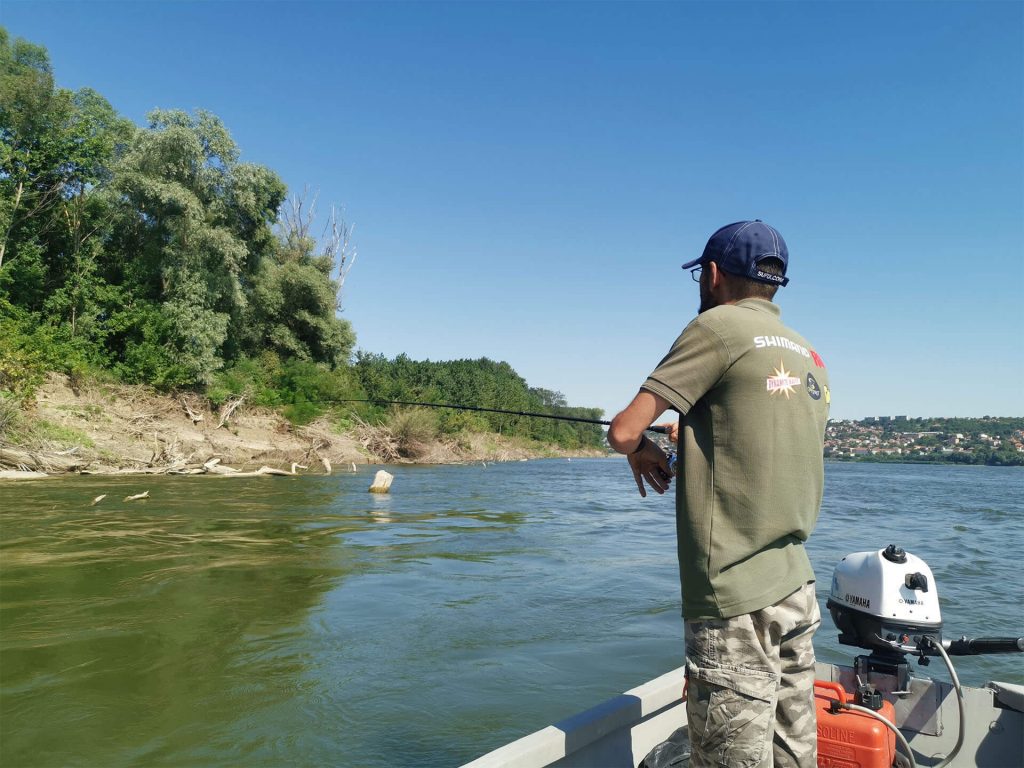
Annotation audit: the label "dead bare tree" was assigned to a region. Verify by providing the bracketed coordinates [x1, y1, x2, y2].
[279, 188, 320, 260]
[324, 204, 356, 308]
[278, 188, 357, 308]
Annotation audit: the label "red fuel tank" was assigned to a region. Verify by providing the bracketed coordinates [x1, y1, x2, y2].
[815, 680, 897, 768]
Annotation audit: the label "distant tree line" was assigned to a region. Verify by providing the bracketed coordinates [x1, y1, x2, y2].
[0, 29, 604, 450]
[354, 354, 604, 447]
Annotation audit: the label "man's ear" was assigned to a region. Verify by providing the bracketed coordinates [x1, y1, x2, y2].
[707, 260, 722, 290]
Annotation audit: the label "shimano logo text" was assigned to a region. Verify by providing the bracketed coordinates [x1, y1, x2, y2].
[753, 335, 811, 358]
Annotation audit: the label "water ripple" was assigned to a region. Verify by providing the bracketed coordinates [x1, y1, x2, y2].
[1, 461, 1021, 768]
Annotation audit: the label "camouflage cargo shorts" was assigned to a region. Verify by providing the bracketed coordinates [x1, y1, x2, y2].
[684, 581, 820, 768]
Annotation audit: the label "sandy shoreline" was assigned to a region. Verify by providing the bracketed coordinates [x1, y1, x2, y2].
[0, 375, 608, 479]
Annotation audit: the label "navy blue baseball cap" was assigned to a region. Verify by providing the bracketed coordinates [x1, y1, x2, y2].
[682, 220, 790, 286]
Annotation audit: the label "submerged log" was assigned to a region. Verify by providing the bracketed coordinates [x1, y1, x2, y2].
[369, 470, 394, 493]
[214, 465, 295, 478]
[204, 458, 241, 475]
[258, 466, 294, 477]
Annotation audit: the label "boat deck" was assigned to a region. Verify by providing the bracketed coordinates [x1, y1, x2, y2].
[464, 663, 1024, 768]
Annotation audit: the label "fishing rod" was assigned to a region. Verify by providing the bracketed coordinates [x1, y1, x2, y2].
[312, 398, 670, 434]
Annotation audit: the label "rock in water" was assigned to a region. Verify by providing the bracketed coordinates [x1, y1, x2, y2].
[368, 470, 394, 494]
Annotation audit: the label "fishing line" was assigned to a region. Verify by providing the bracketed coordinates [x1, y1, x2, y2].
[291, 398, 670, 434]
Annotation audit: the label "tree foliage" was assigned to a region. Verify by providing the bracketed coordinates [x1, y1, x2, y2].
[0, 30, 354, 389]
[354, 353, 605, 448]
[0, 29, 601, 450]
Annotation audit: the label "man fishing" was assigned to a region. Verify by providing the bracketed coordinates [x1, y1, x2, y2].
[608, 220, 830, 768]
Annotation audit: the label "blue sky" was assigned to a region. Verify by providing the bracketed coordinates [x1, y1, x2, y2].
[4, 1, 1021, 420]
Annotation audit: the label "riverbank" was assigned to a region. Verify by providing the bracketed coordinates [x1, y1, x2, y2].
[0, 375, 608, 478]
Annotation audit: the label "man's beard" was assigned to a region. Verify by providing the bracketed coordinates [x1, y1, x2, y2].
[698, 282, 717, 314]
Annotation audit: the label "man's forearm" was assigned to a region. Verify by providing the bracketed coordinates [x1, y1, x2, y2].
[608, 389, 671, 453]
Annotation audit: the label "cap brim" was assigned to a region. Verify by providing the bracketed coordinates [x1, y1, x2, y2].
[680, 256, 703, 270]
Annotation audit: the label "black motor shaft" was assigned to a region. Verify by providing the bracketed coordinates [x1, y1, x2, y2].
[916, 635, 1024, 656]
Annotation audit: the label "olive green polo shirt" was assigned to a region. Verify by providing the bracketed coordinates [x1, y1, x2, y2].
[642, 298, 830, 620]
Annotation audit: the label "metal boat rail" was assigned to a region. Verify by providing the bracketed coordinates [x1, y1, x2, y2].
[463, 663, 1024, 768]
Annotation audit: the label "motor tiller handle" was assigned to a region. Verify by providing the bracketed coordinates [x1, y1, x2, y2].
[945, 636, 1024, 655]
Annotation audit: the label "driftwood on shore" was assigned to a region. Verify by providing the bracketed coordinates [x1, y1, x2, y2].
[0, 469, 49, 480]
[217, 395, 246, 429]
[2, 438, 331, 478]
[0, 447, 88, 473]
[81, 460, 311, 478]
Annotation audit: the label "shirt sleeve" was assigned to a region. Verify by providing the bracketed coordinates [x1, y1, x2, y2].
[642, 318, 731, 415]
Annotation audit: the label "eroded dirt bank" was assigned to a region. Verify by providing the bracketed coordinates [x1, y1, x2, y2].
[0, 375, 607, 478]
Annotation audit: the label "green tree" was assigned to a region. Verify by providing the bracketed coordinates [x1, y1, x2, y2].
[103, 108, 286, 385]
[239, 196, 356, 366]
[353, 353, 605, 448]
[0, 29, 131, 314]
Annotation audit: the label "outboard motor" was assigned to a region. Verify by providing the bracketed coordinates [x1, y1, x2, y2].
[828, 545, 942, 659]
[822, 545, 1023, 768]
[828, 545, 1022, 669]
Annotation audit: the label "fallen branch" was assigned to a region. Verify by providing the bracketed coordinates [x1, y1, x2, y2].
[181, 397, 204, 424]
[217, 395, 246, 429]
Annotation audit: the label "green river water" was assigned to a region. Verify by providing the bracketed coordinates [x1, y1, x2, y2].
[1, 460, 1021, 766]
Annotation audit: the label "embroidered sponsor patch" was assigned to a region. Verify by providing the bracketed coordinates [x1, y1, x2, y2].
[766, 362, 801, 398]
[806, 373, 821, 400]
[810, 350, 826, 368]
[754, 335, 811, 358]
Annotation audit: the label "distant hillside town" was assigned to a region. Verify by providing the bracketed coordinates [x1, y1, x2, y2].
[824, 417, 1024, 466]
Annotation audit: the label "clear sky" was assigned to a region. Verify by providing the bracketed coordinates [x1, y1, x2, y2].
[4, 1, 1022, 420]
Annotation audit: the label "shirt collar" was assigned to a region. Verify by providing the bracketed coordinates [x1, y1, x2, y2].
[735, 297, 781, 317]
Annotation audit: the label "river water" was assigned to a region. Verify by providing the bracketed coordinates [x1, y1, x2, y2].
[1, 461, 1021, 767]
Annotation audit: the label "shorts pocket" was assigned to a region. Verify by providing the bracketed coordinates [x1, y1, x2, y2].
[686, 660, 778, 768]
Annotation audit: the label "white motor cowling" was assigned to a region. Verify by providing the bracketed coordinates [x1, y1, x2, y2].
[827, 545, 943, 653]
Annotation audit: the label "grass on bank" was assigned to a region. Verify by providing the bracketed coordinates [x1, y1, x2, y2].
[0, 395, 95, 452]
